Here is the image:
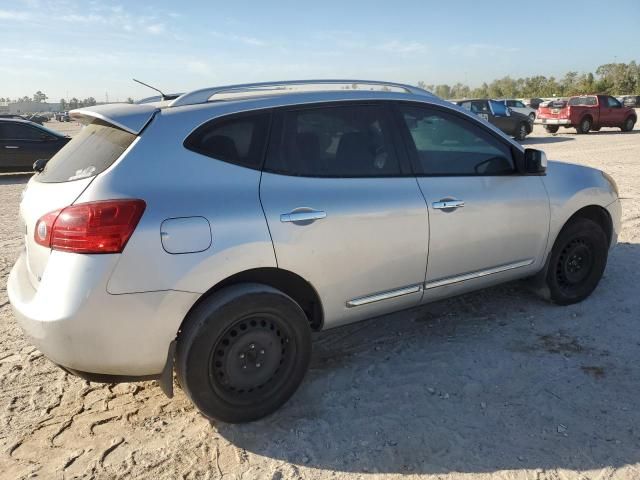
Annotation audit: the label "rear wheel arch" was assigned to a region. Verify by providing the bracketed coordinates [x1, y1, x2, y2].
[181, 268, 324, 333]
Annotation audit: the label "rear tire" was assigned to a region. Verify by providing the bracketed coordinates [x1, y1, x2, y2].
[544, 125, 559, 134]
[621, 116, 636, 132]
[176, 284, 312, 423]
[543, 218, 608, 305]
[576, 117, 592, 134]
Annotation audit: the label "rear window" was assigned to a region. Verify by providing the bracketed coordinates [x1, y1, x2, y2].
[37, 120, 136, 183]
[568, 96, 597, 106]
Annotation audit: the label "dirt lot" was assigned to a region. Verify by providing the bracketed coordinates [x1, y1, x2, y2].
[1, 120, 639, 480]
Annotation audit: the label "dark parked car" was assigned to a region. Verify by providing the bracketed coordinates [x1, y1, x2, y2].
[0, 119, 70, 172]
[0, 114, 27, 120]
[456, 99, 533, 140]
[525, 98, 546, 109]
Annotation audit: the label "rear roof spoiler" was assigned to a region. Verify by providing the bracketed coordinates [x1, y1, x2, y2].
[69, 103, 159, 135]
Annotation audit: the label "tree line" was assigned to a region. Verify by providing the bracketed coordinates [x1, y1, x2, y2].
[418, 61, 640, 99]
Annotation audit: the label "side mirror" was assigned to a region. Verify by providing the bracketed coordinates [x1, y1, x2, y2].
[33, 158, 48, 172]
[524, 148, 547, 174]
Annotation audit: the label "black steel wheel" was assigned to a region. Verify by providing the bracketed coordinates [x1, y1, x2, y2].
[544, 218, 608, 305]
[176, 284, 312, 423]
[544, 125, 559, 134]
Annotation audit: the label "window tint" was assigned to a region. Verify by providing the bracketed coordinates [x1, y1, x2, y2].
[513, 101, 526, 108]
[399, 105, 514, 176]
[0, 122, 49, 140]
[266, 105, 400, 177]
[607, 96, 622, 108]
[506, 100, 516, 107]
[184, 112, 270, 169]
[37, 120, 136, 183]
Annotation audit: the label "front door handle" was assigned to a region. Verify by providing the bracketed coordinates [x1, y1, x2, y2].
[4, 146, 19, 149]
[280, 209, 327, 224]
[432, 199, 465, 210]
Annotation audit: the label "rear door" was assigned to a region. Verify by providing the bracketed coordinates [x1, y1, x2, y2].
[260, 102, 428, 328]
[394, 102, 549, 301]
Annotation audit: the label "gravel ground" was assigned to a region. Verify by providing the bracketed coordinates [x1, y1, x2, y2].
[0, 119, 639, 480]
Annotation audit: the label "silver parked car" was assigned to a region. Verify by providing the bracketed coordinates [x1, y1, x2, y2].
[8, 80, 621, 423]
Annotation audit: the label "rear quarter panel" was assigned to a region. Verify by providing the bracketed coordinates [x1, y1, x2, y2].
[74, 108, 277, 295]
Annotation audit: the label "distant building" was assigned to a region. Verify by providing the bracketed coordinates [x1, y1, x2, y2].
[0, 101, 61, 114]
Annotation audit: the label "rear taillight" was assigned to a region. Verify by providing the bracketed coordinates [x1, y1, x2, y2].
[34, 199, 146, 254]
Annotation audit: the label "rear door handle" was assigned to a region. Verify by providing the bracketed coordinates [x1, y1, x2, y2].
[280, 209, 327, 223]
[4, 146, 19, 149]
[432, 199, 465, 210]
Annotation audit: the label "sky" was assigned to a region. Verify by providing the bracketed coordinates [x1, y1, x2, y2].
[1, 0, 639, 101]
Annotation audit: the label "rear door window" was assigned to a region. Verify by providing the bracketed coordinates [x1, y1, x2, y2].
[37, 120, 136, 183]
[265, 104, 401, 177]
[184, 111, 271, 169]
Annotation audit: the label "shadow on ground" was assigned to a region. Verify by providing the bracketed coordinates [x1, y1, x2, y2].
[521, 135, 574, 145]
[217, 242, 640, 475]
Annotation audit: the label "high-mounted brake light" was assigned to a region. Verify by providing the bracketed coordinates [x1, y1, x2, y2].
[34, 199, 146, 254]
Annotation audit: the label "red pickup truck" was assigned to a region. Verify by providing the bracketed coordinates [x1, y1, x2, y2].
[537, 95, 636, 134]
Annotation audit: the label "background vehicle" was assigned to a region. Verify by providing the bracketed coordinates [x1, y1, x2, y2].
[25, 113, 48, 125]
[617, 95, 640, 108]
[537, 95, 637, 133]
[54, 111, 70, 122]
[0, 118, 70, 171]
[497, 99, 537, 121]
[524, 98, 545, 109]
[456, 98, 533, 140]
[0, 114, 27, 120]
[8, 80, 620, 423]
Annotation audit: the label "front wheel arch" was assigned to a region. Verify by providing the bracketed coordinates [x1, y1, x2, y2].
[528, 205, 612, 294]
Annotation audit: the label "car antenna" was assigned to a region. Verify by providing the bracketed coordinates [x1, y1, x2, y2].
[133, 78, 170, 100]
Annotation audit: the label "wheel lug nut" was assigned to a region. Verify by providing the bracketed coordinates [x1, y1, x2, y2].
[242, 365, 247, 369]
[249, 344, 255, 349]
[260, 349, 265, 355]
[256, 363, 261, 368]
[239, 353, 245, 359]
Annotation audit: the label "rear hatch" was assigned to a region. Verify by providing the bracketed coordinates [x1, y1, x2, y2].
[20, 112, 147, 289]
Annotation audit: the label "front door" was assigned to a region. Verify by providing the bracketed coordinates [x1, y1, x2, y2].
[394, 103, 550, 301]
[603, 96, 626, 126]
[260, 103, 429, 328]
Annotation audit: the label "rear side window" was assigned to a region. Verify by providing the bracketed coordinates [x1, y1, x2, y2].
[184, 112, 270, 169]
[398, 104, 514, 176]
[265, 104, 401, 177]
[37, 120, 136, 183]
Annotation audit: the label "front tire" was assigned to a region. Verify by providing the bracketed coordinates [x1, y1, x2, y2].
[515, 122, 528, 141]
[544, 125, 559, 134]
[176, 284, 312, 423]
[543, 218, 608, 305]
[576, 117, 592, 134]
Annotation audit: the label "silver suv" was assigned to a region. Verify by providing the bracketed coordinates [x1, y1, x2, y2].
[8, 80, 621, 423]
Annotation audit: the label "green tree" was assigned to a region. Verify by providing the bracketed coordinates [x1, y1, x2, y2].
[33, 91, 48, 102]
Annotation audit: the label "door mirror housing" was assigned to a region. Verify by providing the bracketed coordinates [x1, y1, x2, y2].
[524, 148, 547, 174]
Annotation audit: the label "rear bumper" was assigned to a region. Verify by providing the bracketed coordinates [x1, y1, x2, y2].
[8, 251, 199, 376]
[537, 118, 572, 125]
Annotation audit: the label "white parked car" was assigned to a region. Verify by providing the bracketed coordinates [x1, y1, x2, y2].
[8, 79, 621, 423]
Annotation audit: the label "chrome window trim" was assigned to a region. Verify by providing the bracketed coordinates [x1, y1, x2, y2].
[424, 259, 534, 290]
[346, 284, 422, 308]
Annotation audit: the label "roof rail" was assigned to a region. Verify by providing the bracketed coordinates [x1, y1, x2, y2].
[168, 79, 431, 108]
